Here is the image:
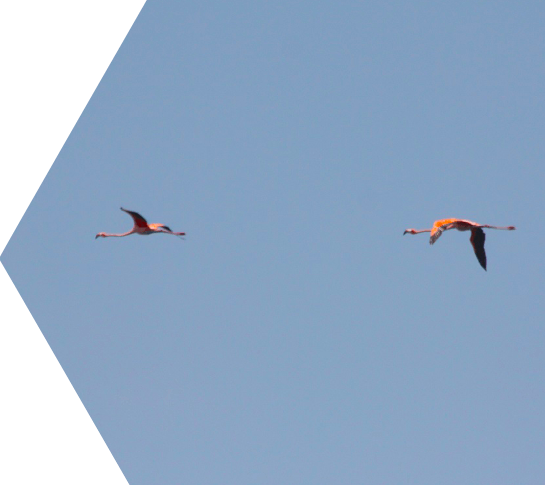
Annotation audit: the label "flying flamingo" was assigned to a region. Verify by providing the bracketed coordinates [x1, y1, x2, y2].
[96, 207, 186, 240]
[403, 218, 515, 270]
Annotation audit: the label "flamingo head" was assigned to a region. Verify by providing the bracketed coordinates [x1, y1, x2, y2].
[403, 229, 416, 235]
[95, 232, 106, 239]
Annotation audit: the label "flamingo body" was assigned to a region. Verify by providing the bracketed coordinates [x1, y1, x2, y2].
[404, 218, 515, 270]
[96, 208, 186, 239]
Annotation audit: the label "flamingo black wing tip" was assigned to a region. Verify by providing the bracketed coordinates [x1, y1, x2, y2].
[470, 228, 487, 271]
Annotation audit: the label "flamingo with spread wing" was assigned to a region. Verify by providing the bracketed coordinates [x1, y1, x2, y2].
[96, 208, 186, 239]
[403, 218, 515, 270]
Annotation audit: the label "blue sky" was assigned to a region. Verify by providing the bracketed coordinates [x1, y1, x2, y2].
[3, 1, 545, 483]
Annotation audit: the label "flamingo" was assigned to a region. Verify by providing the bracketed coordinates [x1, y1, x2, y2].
[403, 218, 515, 270]
[96, 208, 186, 239]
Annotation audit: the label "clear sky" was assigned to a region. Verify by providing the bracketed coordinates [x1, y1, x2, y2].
[2, 1, 545, 483]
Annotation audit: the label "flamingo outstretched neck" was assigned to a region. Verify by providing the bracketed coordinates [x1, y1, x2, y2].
[96, 207, 186, 240]
[403, 218, 515, 270]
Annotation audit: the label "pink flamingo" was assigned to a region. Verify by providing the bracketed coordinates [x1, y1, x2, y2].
[96, 208, 186, 240]
[403, 218, 515, 270]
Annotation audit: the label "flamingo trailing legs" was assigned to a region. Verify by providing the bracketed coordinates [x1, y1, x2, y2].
[403, 218, 515, 270]
[96, 208, 186, 239]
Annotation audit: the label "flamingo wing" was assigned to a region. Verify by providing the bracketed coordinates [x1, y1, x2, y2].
[148, 223, 172, 232]
[470, 227, 487, 270]
[429, 225, 445, 245]
[429, 218, 462, 245]
[151, 224, 186, 238]
[121, 207, 149, 228]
